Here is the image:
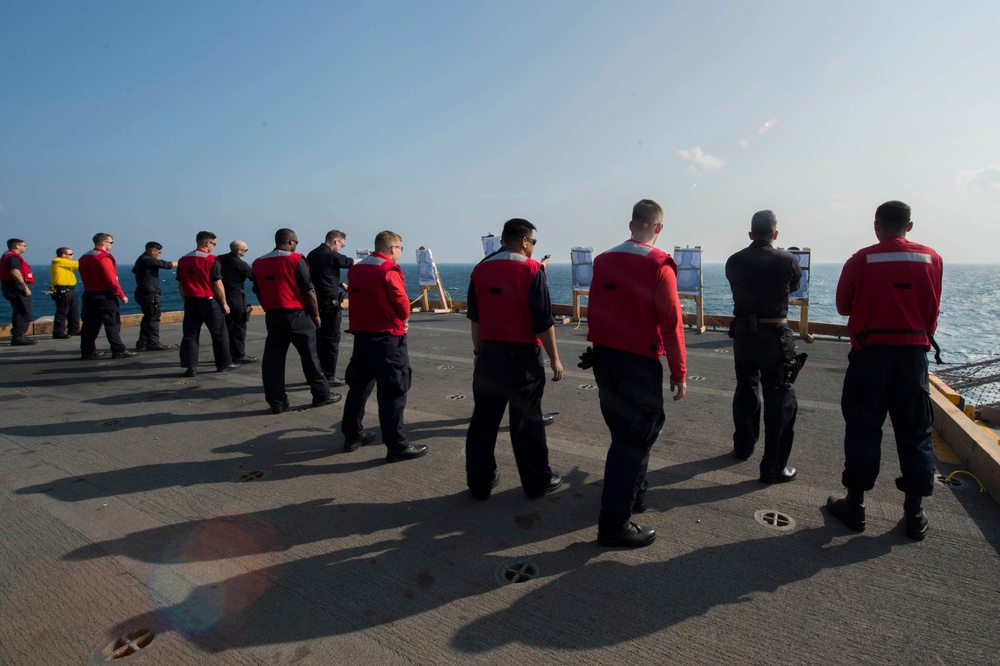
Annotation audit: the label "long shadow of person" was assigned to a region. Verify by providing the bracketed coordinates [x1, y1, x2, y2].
[95, 476, 597, 654]
[15, 426, 372, 502]
[641, 452, 766, 511]
[450, 513, 900, 655]
[65, 468, 595, 564]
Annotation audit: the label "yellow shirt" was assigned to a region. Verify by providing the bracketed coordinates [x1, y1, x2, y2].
[50, 257, 79, 287]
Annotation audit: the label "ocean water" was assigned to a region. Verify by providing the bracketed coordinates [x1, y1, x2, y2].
[5, 262, 997, 365]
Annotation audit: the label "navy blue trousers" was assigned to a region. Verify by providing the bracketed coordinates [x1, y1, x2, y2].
[841, 345, 935, 496]
[316, 307, 343, 376]
[2, 284, 33, 337]
[80, 292, 126, 354]
[135, 289, 162, 348]
[225, 289, 249, 360]
[261, 309, 329, 409]
[465, 341, 552, 498]
[594, 346, 665, 533]
[341, 332, 411, 451]
[52, 288, 80, 336]
[732, 325, 798, 475]
[180, 297, 230, 370]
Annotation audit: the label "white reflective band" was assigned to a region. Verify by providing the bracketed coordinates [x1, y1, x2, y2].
[866, 252, 931, 264]
[360, 255, 386, 266]
[483, 251, 527, 263]
[607, 241, 652, 256]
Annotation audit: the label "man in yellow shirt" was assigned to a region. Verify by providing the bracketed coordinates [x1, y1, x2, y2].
[49, 247, 81, 339]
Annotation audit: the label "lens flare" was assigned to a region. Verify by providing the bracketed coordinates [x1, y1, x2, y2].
[148, 518, 280, 635]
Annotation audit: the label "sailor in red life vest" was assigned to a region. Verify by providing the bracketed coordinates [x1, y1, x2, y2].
[78, 232, 135, 360]
[1, 238, 36, 346]
[177, 231, 237, 377]
[251, 228, 340, 414]
[340, 230, 427, 462]
[584, 199, 687, 548]
[827, 200, 943, 541]
[465, 218, 564, 501]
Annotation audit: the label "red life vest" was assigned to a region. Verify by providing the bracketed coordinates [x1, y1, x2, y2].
[346, 253, 409, 335]
[470, 251, 543, 345]
[839, 239, 943, 350]
[79, 248, 123, 297]
[251, 251, 308, 311]
[178, 251, 218, 298]
[587, 240, 686, 370]
[0, 251, 33, 283]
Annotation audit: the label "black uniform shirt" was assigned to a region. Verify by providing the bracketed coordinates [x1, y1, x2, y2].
[725, 240, 802, 319]
[218, 252, 254, 295]
[132, 253, 174, 292]
[306, 244, 354, 298]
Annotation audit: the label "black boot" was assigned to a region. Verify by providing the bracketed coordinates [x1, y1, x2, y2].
[827, 488, 865, 532]
[903, 493, 928, 541]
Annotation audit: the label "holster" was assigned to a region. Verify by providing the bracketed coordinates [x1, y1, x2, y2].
[319, 293, 341, 315]
[138, 291, 161, 317]
[51, 287, 72, 307]
[772, 325, 807, 384]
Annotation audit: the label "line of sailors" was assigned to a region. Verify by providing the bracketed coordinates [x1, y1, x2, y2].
[2, 198, 942, 545]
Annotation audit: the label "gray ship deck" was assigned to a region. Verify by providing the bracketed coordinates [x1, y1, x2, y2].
[1, 314, 997, 665]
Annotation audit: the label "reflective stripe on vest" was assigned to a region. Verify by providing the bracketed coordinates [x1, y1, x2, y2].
[866, 252, 932, 264]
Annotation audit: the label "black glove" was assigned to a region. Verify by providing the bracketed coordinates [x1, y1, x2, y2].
[578, 346, 595, 370]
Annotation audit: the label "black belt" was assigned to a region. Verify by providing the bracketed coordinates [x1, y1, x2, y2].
[856, 328, 942, 364]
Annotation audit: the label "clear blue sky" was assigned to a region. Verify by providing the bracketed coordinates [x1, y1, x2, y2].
[2, 1, 998, 265]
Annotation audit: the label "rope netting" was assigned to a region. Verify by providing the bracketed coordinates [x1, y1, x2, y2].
[934, 357, 1000, 408]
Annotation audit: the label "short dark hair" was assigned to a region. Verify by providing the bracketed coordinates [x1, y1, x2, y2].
[93, 233, 112, 245]
[145, 241, 163, 251]
[196, 231, 217, 245]
[501, 218, 537, 247]
[56, 246, 72, 256]
[750, 210, 778, 240]
[374, 230, 402, 252]
[275, 228, 297, 246]
[7, 238, 24, 250]
[325, 230, 346, 243]
[875, 200, 911, 235]
[631, 199, 663, 228]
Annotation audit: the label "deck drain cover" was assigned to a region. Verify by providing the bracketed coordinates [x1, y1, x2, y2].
[93, 627, 155, 662]
[431, 346, 443, 350]
[936, 474, 969, 489]
[176, 380, 194, 385]
[101, 420, 122, 427]
[689, 375, 705, 381]
[578, 384, 597, 390]
[448, 394, 466, 400]
[495, 558, 541, 586]
[233, 470, 269, 482]
[754, 509, 796, 531]
[438, 365, 454, 370]
[714, 348, 730, 353]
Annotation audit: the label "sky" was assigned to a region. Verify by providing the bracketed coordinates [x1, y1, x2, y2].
[2, 1, 998, 265]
